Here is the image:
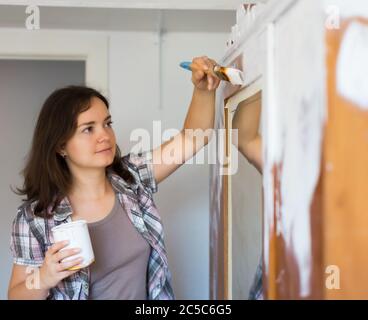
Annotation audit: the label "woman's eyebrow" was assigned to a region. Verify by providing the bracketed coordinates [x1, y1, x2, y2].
[78, 115, 111, 128]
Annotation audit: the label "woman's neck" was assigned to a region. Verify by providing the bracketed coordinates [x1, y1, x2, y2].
[69, 170, 112, 201]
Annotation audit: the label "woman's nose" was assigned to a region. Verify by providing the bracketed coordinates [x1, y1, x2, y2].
[97, 127, 111, 143]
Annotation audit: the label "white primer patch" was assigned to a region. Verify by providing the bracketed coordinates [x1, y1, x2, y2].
[263, 23, 276, 278]
[325, 0, 368, 19]
[264, 0, 326, 297]
[337, 21, 368, 110]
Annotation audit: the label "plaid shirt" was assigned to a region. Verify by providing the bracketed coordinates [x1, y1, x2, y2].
[248, 259, 263, 300]
[10, 152, 175, 300]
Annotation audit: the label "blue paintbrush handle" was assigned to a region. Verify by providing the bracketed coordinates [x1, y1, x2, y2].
[179, 61, 192, 71]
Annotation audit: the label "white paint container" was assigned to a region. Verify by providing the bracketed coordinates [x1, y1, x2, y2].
[51, 220, 95, 270]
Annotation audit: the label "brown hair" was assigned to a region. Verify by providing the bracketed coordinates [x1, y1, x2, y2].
[14, 85, 134, 218]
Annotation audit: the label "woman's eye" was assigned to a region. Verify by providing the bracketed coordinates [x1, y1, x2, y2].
[106, 121, 113, 127]
[83, 126, 93, 133]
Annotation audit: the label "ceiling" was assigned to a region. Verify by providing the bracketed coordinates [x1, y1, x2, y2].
[0, 0, 243, 10]
[0, 5, 236, 32]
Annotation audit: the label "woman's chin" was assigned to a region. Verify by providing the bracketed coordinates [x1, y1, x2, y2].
[104, 157, 115, 167]
[94, 156, 114, 168]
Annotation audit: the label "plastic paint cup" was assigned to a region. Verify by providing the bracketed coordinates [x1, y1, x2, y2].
[51, 220, 95, 271]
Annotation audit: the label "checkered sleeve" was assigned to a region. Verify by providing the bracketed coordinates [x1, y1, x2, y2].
[10, 209, 44, 267]
[127, 151, 158, 194]
[248, 259, 263, 300]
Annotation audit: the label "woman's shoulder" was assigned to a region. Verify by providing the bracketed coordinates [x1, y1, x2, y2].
[119, 152, 150, 183]
[13, 199, 50, 245]
[121, 151, 153, 168]
[15, 199, 40, 223]
[120, 151, 157, 194]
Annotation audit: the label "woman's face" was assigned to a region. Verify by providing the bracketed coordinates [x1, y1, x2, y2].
[63, 97, 116, 171]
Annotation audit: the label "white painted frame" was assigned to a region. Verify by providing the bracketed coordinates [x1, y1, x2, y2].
[217, 0, 302, 299]
[0, 28, 108, 96]
[227, 78, 263, 114]
[224, 78, 263, 300]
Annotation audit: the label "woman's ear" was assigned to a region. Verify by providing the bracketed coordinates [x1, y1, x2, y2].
[57, 143, 67, 158]
[57, 151, 67, 158]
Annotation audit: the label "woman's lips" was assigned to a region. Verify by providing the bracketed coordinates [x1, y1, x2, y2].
[96, 147, 112, 154]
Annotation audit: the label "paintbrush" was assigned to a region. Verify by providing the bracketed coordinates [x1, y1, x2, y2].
[179, 61, 244, 86]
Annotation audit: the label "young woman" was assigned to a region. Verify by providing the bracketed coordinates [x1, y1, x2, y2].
[8, 56, 220, 300]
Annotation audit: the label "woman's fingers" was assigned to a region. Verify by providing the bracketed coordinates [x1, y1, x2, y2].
[191, 56, 220, 90]
[57, 256, 84, 272]
[47, 240, 69, 257]
[190, 64, 207, 84]
[192, 56, 210, 70]
[39, 241, 84, 289]
[53, 248, 81, 264]
[207, 76, 213, 91]
[203, 57, 219, 90]
[213, 77, 221, 89]
[191, 66, 205, 82]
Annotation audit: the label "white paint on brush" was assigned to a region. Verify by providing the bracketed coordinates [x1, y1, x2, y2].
[223, 67, 245, 86]
[337, 21, 368, 110]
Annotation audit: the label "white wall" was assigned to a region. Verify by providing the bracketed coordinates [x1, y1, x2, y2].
[109, 31, 228, 299]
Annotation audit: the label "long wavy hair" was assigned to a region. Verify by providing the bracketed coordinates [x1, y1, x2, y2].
[14, 85, 134, 218]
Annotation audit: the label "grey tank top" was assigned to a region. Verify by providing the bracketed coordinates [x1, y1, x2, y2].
[87, 193, 151, 300]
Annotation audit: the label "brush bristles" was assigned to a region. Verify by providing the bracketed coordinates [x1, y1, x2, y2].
[214, 66, 244, 86]
[214, 70, 230, 82]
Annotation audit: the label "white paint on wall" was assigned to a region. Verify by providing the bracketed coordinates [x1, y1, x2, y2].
[324, 0, 368, 18]
[337, 21, 368, 110]
[263, 23, 276, 278]
[272, 0, 326, 297]
[221, 0, 328, 297]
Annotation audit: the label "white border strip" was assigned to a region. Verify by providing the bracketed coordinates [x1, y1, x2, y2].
[0, 0, 240, 10]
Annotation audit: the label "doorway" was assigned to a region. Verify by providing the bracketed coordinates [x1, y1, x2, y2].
[0, 59, 85, 299]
